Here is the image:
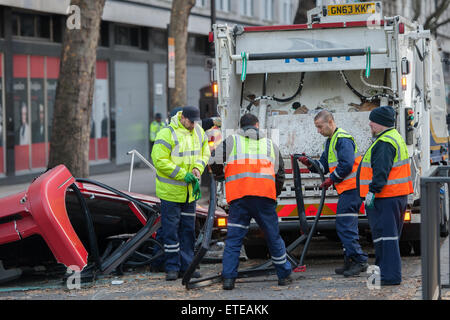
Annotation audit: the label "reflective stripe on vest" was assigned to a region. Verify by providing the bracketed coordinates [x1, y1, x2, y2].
[359, 128, 413, 198]
[327, 128, 361, 194]
[224, 134, 276, 203]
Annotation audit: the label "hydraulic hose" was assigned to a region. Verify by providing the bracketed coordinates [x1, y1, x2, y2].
[292, 154, 326, 269]
[245, 73, 305, 111]
[183, 171, 218, 288]
[272, 72, 305, 103]
[339, 70, 398, 104]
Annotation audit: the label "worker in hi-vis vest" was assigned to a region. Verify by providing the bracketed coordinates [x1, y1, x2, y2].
[358, 106, 413, 286]
[210, 113, 292, 290]
[151, 106, 210, 281]
[149, 113, 163, 156]
[299, 110, 368, 277]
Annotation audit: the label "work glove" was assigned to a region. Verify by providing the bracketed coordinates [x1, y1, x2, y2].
[319, 177, 334, 190]
[365, 192, 375, 209]
[298, 155, 311, 167]
[184, 172, 197, 184]
[192, 179, 202, 200]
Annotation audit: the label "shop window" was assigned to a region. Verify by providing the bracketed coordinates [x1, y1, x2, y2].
[196, 0, 207, 7]
[216, 0, 230, 12]
[13, 55, 30, 172]
[99, 21, 110, 47]
[188, 34, 210, 56]
[151, 28, 167, 51]
[89, 61, 110, 162]
[46, 57, 59, 145]
[240, 0, 254, 17]
[51, 15, 62, 43]
[264, 0, 274, 21]
[114, 24, 147, 50]
[30, 56, 46, 169]
[12, 55, 110, 173]
[12, 11, 54, 41]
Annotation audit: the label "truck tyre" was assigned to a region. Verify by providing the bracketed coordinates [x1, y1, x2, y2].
[399, 241, 413, 256]
[412, 240, 421, 256]
[440, 212, 449, 238]
[441, 221, 449, 238]
[243, 243, 269, 259]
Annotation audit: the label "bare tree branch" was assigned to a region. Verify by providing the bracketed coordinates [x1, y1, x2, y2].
[412, 0, 421, 21]
[424, 0, 450, 31]
[294, 0, 316, 24]
[429, 17, 450, 32]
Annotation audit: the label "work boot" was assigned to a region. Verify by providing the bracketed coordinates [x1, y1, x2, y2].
[335, 256, 352, 275]
[380, 280, 401, 286]
[278, 274, 293, 286]
[343, 261, 369, 277]
[223, 278, 236, 290]
[165, 271, 179, 281]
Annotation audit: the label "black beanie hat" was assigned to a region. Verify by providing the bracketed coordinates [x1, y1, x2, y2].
[369, 106, 396, 127]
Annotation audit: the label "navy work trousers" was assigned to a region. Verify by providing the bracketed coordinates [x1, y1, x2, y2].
[336, 189, 368, 263]
[366, 195, 407, 284]
[222, 196, 292, 280]
[159, 198, 196, 272]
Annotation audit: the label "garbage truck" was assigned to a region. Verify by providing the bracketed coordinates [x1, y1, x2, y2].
[211, 1, 449, 258]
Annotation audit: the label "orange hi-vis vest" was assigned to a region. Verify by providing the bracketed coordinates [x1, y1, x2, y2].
[359, 128, 413, 198]
[327, 128, 361, 194]
[224, 134, 276, 203]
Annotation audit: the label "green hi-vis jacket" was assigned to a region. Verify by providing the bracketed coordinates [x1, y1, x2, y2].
[150, 120, 163, 142]
[151, 111, 211, 203]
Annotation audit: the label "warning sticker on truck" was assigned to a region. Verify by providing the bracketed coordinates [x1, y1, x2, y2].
[327, 3, 376, 16]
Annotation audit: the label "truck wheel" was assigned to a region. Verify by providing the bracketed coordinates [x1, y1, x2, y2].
[440, 213, 449, 237]
[441, 222, 449, 238]
[399, 241, 412, 256]
[412, 240, 421, 256]
[243, 243, 269, 259]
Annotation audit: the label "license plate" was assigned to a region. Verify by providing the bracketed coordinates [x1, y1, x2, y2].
[327, 2, 376, 16]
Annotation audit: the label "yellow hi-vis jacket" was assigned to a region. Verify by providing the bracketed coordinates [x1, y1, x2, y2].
[150, 120, 163, 142]
[151, 111, 211, 203]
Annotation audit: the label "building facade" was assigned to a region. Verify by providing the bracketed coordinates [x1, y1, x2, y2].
[0, 0, 297, 181]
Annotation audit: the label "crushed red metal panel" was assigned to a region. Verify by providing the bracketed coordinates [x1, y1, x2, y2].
[0, 165, 88, 270]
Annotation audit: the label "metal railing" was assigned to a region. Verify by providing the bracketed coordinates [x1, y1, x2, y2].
[421, 165, 450, 300]
[127, 149, 156, 192]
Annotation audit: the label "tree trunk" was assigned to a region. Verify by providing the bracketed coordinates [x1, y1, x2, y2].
[168, 0, 196, 110]
[294, 0, 317, 24]
[48, 0, 105, 178]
